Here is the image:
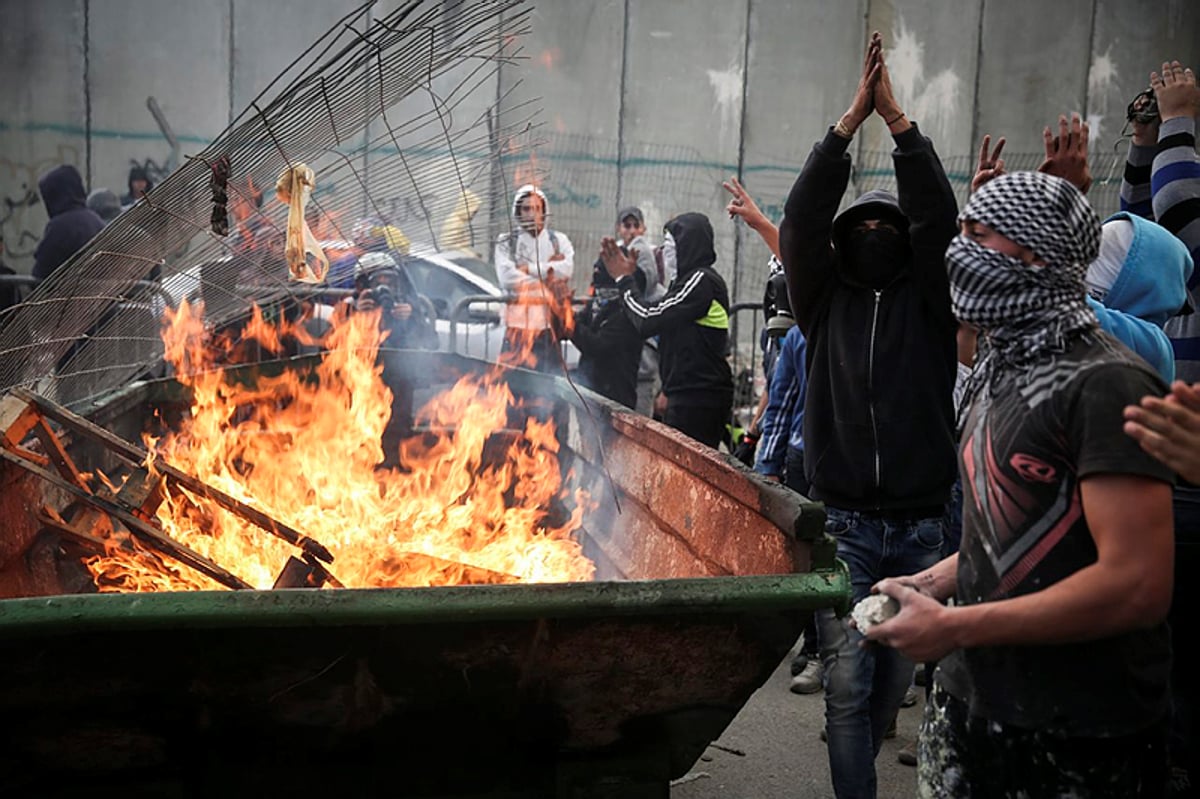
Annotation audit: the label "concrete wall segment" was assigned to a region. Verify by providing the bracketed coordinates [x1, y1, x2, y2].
[1, 0, 1199, 295]
[620, 0, 750, 284]
[974, 0, 1096, 154]
[0, 0, 87, 265]
[88, 0, 231, 201]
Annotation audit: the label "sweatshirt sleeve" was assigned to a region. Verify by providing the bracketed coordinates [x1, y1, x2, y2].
[778, 130, 852, 334]
[892, 123, 958, 328]
[494, 235, 537, 290]
[617, 269, 715, 338]
[1151, 116, 1200, 274]
[1121, 139, 1157, 220]
[754, 333, 800, 477]
[1088, 297, 1175, 382]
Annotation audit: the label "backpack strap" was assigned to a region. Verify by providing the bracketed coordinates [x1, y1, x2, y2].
[509, 229, 561, 262]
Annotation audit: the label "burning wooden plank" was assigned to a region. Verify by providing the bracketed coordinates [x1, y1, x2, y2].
[0, 446, 252, 591]
[10, 387, 335, 565]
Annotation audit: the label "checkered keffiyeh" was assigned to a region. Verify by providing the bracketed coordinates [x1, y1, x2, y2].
[964, 172, 1101, 272]
[949, 172, 1101, 407]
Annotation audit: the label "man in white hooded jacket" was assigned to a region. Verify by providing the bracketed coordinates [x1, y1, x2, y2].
[494, 184, 575, 371]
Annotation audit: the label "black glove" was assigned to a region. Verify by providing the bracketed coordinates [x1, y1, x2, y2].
[732, 431, 758, 467]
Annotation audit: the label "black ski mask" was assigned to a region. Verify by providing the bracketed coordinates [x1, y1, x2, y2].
[840, 227, 909, 288]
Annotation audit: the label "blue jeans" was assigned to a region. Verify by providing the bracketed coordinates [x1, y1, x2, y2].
[817, 506, 946, 799]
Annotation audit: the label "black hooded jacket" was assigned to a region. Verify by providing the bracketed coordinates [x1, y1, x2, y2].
[778, 125, 959, 512]
[33, 165, 105, 281]
[121, 166, 153, 206]
[571, 266, 645, 408]
[615, 212, 733, 408]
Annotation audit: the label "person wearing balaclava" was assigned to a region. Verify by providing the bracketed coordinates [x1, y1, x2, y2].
[599, 212, 733, 448]
[776, 32, 958, 799]
[493, 184, 575, 372]
[32, 164, 106, 282]
[863, 172, 1174, 798]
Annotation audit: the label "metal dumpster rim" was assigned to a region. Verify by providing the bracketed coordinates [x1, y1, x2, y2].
[0, 568, 850, 637]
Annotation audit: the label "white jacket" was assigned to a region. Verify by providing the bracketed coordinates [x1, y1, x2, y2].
[493, 227, 575, 330]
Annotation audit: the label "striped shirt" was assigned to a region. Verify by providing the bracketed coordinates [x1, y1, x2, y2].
[1121, 116, 1200, 381]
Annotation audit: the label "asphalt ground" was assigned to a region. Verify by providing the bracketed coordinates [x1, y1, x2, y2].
[671, 646, 922, 799]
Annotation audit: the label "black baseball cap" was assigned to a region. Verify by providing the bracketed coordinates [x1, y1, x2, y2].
[617, 206, 644, 225]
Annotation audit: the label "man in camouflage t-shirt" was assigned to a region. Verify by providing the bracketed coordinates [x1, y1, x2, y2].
[865, 172, 1175, 798]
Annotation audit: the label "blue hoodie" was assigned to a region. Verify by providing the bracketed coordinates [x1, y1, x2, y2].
[1087, 212, 1194, 382]
[32, 164, 105, 281]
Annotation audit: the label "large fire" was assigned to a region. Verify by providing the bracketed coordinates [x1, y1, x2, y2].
[84, 301, 596, 591]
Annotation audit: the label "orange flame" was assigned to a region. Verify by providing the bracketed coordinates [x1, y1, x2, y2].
[84, 301, 595, 591]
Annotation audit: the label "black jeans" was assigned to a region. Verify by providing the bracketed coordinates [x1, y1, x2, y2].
[784, 446, 810, 497]
[663, 403, 729, 449]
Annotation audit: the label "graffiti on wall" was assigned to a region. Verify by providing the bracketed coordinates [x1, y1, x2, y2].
[0, 145, 84, 265]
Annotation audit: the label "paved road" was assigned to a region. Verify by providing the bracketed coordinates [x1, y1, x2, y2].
[671, 649, 922, 799]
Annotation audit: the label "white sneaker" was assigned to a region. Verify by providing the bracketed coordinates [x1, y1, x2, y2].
[789, 659, 823, 694]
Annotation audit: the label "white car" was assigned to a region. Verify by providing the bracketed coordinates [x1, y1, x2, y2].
[402, 249, 580, 367]
[158, 247, 579, 367]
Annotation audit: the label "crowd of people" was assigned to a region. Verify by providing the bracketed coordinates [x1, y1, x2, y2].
[758, 39, 1196, 799]
[500, 34, 1199, 799]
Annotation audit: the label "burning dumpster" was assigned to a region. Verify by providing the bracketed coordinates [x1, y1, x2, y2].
[0, 336, 845, 798]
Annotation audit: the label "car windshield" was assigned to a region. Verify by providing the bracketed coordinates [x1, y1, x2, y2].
[444, 253, 495, 284]
[404, 257, 492, 320]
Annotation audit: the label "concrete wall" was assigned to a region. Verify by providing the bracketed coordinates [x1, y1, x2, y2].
[3, 0, 1199, 314]
[0, 0, 87, 265]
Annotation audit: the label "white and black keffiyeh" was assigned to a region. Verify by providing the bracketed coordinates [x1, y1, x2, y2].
[948, 172, 1102, 408]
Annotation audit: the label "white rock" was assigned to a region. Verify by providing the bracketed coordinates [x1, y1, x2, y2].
[851, 593, 900, 635]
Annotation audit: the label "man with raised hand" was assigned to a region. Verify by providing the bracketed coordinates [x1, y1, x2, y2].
[600, 212, 733, 448]
[777, 31, 959, 798]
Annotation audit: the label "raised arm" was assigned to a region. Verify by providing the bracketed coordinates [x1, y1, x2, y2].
[1037, 113, 1093, 194]
[779, 33, 880, 332]
[970, 134, 1007, 195]
[724, 176, 780, 259]
[1121, 89, 1161, 219]
[873, 38, 957, 322]
[599, 237, 715, 338]
[1149, 61, 1200, 265]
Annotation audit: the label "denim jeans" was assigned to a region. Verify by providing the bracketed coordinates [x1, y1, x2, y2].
[818, 505, 946, 799]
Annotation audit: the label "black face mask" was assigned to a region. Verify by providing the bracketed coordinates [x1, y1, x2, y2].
[840, 228, 909, 288]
